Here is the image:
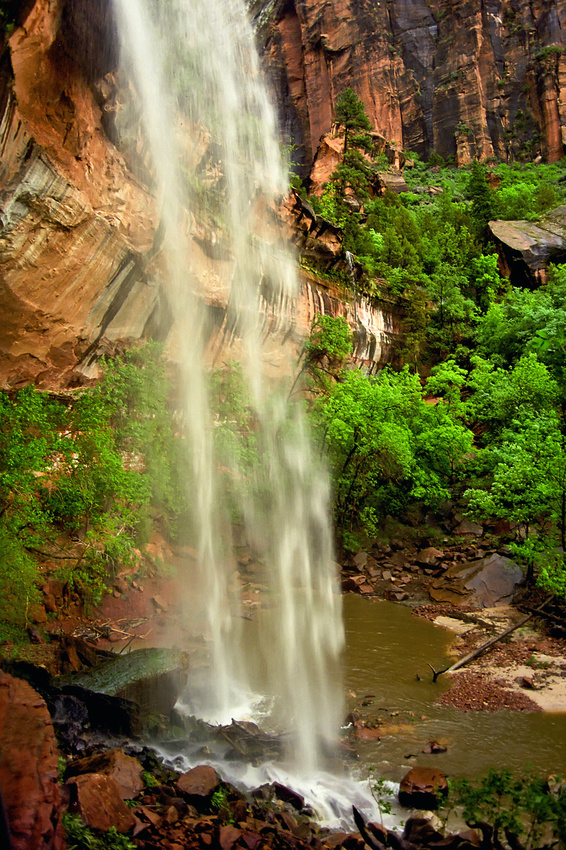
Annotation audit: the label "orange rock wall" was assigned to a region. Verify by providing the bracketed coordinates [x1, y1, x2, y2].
[0, 0, 404, 388]
[258, 0, 566, 167]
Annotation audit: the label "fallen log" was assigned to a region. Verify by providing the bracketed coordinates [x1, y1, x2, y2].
[428, 596, 553, 682]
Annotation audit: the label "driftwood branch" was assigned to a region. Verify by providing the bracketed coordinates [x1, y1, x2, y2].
[523, 604, 566, 630]
[428, 596, 553, 682]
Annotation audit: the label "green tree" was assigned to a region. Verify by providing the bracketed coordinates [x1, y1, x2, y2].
[464, 355, 566, 589]
[467, 160, 497, 236]
[312, 367, 472, 545]
[334, 87, 372, 153]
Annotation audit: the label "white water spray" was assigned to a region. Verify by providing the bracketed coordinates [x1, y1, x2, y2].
[114, 0, 344, 772]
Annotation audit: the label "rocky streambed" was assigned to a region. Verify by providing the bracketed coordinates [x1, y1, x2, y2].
[2, 523, 566, 847]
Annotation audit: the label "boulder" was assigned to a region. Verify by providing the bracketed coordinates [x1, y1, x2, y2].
[415, 547, 443, 566]
[271, 782, 305, 811]
[65, 748, 144, 799]
[62, 647, 189, 719]
[67, 773, 136, 832]
[0, 672, 65, 850]
[177, 765, 220, 799]
[399, 766, 448, 809]
[489, 208, 566, 287]
[430, 554, 523, 608]
[376, 172, 409, 194]
[463, 554, 524, 608]
[403, 811, 445, 844]
[454, 520, 484, 537]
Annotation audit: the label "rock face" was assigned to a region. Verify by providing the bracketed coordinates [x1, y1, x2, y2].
[0, 0, 163, 388]
[0, 671, 64, 850]
[255, 0, 566, 168]
[489, 206, 566, 285]
[0, 0, 403, 388]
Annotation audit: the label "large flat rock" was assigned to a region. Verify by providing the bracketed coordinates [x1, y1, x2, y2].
[489, 206, 566, 286]
[430, 553, 523, 608]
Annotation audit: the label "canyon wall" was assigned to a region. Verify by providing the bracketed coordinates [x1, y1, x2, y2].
[0, 0, 402, 389]
[254, 0, 566, 171]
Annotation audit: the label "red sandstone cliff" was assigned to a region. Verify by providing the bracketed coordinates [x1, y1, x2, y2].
[256, 0, 566, 170]
[0, 0, 402, 388]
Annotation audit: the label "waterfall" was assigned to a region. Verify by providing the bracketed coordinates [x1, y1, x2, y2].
[114, 0, 344, 773]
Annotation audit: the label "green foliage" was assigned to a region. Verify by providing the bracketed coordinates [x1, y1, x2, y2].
[312, 367, 472, 542]
[0, 343, 183, 623]
[63, 814, 136, 850]
[467, 160, 497, 235]
[211, 786, 234, 822]
[463, 353, 566, 588]
[475, 265, 566, 394]
[302, 315, 353, 394]
[465, 410, 564, 532]
[142, 770, 160, 788]
[370, 773, 394, 825]
[443, 769, 566, 850]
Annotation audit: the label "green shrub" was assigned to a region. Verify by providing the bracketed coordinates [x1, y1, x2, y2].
[63, 813, 136, 850]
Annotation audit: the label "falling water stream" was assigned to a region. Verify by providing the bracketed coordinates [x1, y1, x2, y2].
[114, 0, 344, 779]
[112, 0, 566, 829]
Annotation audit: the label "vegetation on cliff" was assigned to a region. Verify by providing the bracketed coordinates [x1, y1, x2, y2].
[301, 90, 566, 597]
[2, 91, 566, 636]
[0, 344, 184, 638]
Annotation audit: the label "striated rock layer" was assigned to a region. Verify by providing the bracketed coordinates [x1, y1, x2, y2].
[254, 0, 566, 169]
[0, 0, 401, 389]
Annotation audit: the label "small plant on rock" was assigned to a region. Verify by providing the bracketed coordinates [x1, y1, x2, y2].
[63, 814, 136, 850]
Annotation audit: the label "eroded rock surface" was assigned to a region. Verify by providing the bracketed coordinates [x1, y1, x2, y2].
[0, 0, 404, 388]
[256, 0, 566, 167]
[0, 671, 64, 850]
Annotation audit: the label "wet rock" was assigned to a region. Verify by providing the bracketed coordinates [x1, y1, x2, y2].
[67, 773, 136, 832]
[0, 672, 65, 850]
[177, 765, 220, 799]
[416, 547, 443, 566]
[385, 590, 409, 602]
[422, 741, 448, 754]
[403, 811, 445, 844]
[61, 684, 142, 737]
[66, 748, 144, 799]
[430, 554, 523, 608]
[271, 782, 305, 811]
[399, 766, 448, 809]
[353, 724, 381, 741]
[342, 576, 368, 592]
[463, 554, 524, 608]
[64, 647, 189, 718]
[352, 550, 368, 570]
[217, 824, 241, 850]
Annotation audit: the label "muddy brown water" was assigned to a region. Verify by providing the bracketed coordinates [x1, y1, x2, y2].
[343, 594, 566, 782]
